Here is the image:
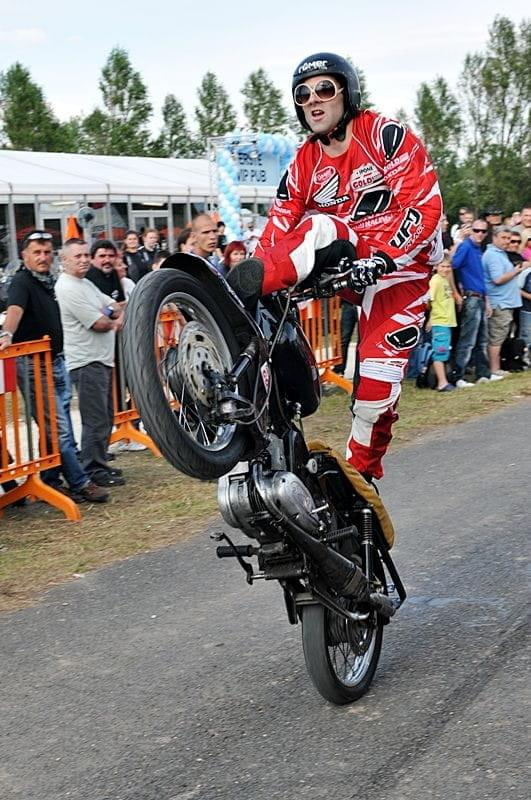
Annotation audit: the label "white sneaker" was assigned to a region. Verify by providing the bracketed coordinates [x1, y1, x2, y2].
[489, 373, 504, 381]
[476, 376, 489, 384]
[456, 379, 474, 388]
[122, 441, 147, 452]
[493, 370, 509, 377]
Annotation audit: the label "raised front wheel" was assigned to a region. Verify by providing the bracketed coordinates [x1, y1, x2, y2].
[122, 269, 249, 480]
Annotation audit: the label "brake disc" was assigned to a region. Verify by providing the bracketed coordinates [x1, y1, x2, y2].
[174, 321, 227, 409]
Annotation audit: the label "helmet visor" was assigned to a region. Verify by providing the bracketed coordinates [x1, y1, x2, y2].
[294, 79, 343, 107]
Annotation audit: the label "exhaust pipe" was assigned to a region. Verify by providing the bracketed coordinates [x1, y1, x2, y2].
[251, 465, 368, 600]
[369, 592, 397, 618]
[283, 516, 369, 600]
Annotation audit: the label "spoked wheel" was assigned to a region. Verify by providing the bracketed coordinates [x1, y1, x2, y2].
[302, 557, 385, 704]
[123, 269, 249, 480]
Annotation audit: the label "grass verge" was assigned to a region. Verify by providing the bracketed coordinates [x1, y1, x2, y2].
[1, 372, 530, 611]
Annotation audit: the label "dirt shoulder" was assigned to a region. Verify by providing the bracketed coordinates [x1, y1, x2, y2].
[1, 373, 530, 612]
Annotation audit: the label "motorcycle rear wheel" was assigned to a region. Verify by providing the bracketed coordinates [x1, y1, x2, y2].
[123, 269, 249, 480]
[301, 596, 383, 705]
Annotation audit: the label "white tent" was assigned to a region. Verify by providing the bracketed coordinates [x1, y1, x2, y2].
[0, 150, 277, 199]
[0, 150, 276, 262]
[0, 150, 211, 197]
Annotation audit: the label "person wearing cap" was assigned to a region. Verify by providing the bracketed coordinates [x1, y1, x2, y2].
[448, 220, 501, 387]
[227, 52, 442, 481]
[482, 208, 503, 251]
[0, 231, 109, 503]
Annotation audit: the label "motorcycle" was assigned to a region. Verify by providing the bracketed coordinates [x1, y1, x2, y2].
[122, 253, 406, 705]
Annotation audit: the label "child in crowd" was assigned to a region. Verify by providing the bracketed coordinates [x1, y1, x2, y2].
[427, 257, 457, 392]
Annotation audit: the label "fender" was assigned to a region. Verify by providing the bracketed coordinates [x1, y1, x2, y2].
[161, 253, 264, 349]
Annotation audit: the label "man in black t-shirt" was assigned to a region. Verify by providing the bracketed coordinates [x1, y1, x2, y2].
[137, 228, 160, 271]
[0, 231, 108, 503]
[86, 240, 126, 302]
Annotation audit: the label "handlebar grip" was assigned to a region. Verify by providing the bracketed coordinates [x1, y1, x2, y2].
[216, 545, 257, 558]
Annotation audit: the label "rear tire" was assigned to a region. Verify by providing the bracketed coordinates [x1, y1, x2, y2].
[301, 601, 383, 704]
[123, 269, 248, 480]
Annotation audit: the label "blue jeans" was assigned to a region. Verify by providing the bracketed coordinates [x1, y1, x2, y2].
[449, 296, 490, 382]
[17, 354, 88, 492]
[520, 310, 531, 351]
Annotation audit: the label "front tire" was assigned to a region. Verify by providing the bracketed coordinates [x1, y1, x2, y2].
[123, 269, 248, 480]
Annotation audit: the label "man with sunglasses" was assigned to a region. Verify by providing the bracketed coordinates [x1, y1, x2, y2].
[0, 231, 109, 503]
[228, 52, 442, 481]
[448, 220, 502, 387]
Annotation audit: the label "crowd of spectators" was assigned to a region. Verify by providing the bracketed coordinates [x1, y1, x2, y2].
[0, 214, 263, 510]
[1, 207, 528, 511]
[416, 204, 530, 390]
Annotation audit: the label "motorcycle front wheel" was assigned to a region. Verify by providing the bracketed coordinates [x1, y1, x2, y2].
[301, 590, 384, 705]
[122, 269, 249, 480]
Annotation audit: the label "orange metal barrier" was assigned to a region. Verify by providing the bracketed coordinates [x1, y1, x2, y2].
[298, 297, 353, 393]
[110, 330, 160, 456]
[0, 338, 80, 520]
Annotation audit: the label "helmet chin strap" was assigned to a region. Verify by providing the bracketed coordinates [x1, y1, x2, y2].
[310, 109, 354, 146]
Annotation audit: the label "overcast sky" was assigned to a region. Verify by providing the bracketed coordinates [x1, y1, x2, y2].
[0, 0, 528, 132]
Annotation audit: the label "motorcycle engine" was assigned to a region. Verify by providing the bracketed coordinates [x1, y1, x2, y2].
[218, 468, 322, 542]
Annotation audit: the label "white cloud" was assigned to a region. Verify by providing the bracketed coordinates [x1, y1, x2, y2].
[0, 28, 47, 44]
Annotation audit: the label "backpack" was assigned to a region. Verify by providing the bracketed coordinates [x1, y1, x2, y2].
[500, 337, 526, 372]
[415, 342, 437, 389]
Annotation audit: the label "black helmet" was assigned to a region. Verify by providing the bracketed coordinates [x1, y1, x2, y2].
[292, 52, 361, 133]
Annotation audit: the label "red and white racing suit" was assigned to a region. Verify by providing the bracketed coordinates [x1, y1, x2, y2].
[255, 110, 443, 479]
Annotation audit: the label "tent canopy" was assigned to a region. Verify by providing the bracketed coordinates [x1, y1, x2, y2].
[0, 150, 211, 197]
[0, 150, 276, 199]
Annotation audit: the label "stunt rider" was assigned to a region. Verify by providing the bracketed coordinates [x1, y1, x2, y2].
[228, 52, 443, 481]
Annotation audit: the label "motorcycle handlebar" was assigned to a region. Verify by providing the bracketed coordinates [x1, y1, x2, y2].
[292, 256, 396, 301]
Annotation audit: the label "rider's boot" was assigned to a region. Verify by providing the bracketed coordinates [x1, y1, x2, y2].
[226, 257, 264, 308]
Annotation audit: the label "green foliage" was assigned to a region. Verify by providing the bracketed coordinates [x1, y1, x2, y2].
[407, 15, 530, 219]
[0, 63, 73, 151]
[414, 77, 462, 159]
[194, 72, 237, 152]
[0, 19, 528, 218]
[152, 94, 199, 157]
[356, 66, 373, 111]
[455, 15, 531, 216]
[241, 68, 289, 133]
[345, 57, 372, 110]
[80, 47, 153, 156]
[413, 77, 463, 213]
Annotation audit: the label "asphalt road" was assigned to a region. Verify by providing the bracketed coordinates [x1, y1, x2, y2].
[1, 401, 529, 800]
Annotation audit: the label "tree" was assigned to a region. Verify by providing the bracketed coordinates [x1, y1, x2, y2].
[153, 94, 198, 157]
[413, 77, 464, 213]
[458, 16, 530, 212]
[356, 65, 373, 111]
[0, 62, 74, 151]
[80, 47, 153, 155]
[241, 68, 289, 133]
[194, 72, 237, 152]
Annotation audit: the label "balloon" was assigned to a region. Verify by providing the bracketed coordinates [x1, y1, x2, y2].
[215, 132, 298, 241]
